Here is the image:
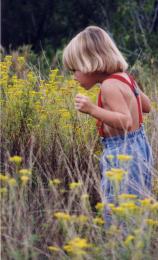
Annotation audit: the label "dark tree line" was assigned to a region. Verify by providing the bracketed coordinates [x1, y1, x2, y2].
[2, 0, 158, 60]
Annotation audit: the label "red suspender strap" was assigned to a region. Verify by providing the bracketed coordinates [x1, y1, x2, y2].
[96, 90, 105, 136]
[125, 73, 143, 126]
[102, 74, 143, 126]
[96, 73, 143, 136]
[98, 89, 102, 107]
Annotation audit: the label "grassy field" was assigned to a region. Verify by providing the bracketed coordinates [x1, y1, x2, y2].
[0, 54, 158, 259]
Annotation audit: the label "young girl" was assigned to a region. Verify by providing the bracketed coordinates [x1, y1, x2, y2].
[63, 26, 154, 223]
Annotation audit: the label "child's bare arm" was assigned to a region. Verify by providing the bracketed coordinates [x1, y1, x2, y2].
[75, 86, 132, 131]
[91, 85, 132, 130]
[138, 87, 152, 113]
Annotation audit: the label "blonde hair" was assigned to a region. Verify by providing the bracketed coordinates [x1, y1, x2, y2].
[63, 26, 128, 74]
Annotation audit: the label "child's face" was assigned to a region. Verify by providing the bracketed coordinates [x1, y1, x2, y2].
[73, 71, 96, 90]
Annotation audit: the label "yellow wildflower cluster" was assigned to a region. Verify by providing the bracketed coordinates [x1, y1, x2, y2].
[18, 168, 32, 185]
[0, 187, 8, 194]
[18, 169, 32, 175]
[117, 154, 133, 161]
[9, 156, 22, 164]
[0, 174, 17, 188]
[93, 217, 105, 225]
[54, 211, 89, 224]
[54, 212, 72, 222]
[145, 219, 158, 226]
[118, 193, 137, 200]
[72, 214, 88, 224]
[1, 55, 99, 145]
[69, 181, 82, 190]
[81, 193, 89, 200]
[49, 178, 61, 186]
[105, 168, 128, 182]
[124, 235, 135, 246]
[63, 237, 92, 256]
[0, 174, 9, 182]
[95, 202, 105, 211]
[3, 154, 32, 186]
[48, 246, 60, 252]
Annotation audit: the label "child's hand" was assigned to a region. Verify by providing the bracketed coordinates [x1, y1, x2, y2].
[75, 94, 94, 114]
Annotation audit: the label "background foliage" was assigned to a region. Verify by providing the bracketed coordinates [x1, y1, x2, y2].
[2, 0, 158, 64]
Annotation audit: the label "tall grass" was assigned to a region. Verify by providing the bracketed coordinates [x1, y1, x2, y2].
[0, 53, 158, 259]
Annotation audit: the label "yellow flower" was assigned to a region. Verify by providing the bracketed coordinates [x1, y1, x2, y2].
[9, 156, 22, 164]
[95, 202, 105, 211]
[60, 189, 66, 193]
[124, 235, 135, 246]
[49, 178, 61, 186]
[78, 215, 88, 223]
[94, 150, 102, 156]
[48, 246, 60, 252]
[93, 217, 105, 225]
[62, 111, 71, 119]
[20, 176, 29, 184]
[112, 206, 126, 215]
[120, 202, 138, 211]
[106, 155, 114, 160]
[151, 101, 158, 110]
[63, 237, 92, 255]
[81, 193, 89, 200]
[106, 169, 125, 181]
[19, 169, 32, 175]
[0, 187, 7, 194]
[107, 203, 115, 209]
[133, 229, 141, 235]
[106, 171, 114, 177]
[111, 168, 126, 174]
[69, 182, 82, 190]
[8, 178, 17, 186]
[117, 154, 133, 161]
[139, 198, 153, 207]
[118, 194, 137, 200]
[17, 56, 25, 64]
[0, 174, 9, 182]
[145, 219, 158, 226]
[151, 202, 158, 211]
[54, 212, 71, 221]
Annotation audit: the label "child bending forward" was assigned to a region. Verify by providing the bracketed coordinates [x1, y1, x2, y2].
[63, 26, 154, 221]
